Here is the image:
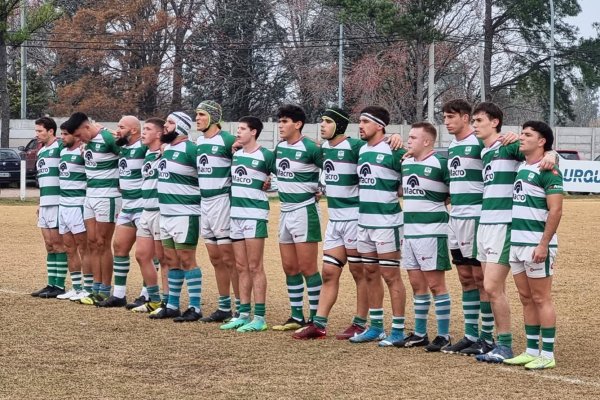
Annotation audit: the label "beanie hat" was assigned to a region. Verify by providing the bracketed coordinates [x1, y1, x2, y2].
[168, 111, 192, 136]
[196, 100, 222, 127]
[322, 107, 350, 137]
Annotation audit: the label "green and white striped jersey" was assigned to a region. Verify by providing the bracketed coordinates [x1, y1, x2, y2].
[402, 152, 450, 238]
[37, 140, 62, 207]
[275, 136, 323, 212]
[230, 147, 275, 221]
[511, 162, 563, 247]
[447, 133, 484, 219]
[141, 149, 161, 211]
[158, 140, 200, 216]
[119, 140, 147, 213]
[321, 137, 363, 221]
[357, 139, 405, 229]
[196, 130, 235, 199]
[480, 140, 524, 224]
[84, 129, 120, 198]
[59, 146, 86, 207]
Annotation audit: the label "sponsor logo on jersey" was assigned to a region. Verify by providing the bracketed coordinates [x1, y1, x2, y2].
[158, 159, 169, 179]
[37, 158, 50, 175]
[59, 161, 69, 178]
[84, 150, 96, 167]
[513, 180, 526, 203]
[483, 164, 494, 183]
[323, 160, 339, 182]
[232, 166, 252, 185]
[119, 158, 131, 177]
[142, 161, 154, 178]
[449, 157, 465, 177]
[197, 154, 212, 174]
[404, 175, 425, 195]
[359, 163, 376, 186]
[277, 158, 294, 178]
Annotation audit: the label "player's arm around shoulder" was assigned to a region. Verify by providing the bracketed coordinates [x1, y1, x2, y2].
[391, 147, 407, 172]
[533, 168, 564, 263]
[101, 129, 121, 155]
[305, 137, 323, 168]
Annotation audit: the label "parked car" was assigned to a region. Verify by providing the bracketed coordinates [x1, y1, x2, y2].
[0, 148, 22, 186]
[557, 149, 584, 160]
[18, 138, 41, 180]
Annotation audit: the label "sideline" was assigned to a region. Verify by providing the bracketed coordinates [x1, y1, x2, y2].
[498, 366, 600, 390]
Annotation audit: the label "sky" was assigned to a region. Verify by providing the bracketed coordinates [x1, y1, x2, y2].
[567, 0, 599, 38]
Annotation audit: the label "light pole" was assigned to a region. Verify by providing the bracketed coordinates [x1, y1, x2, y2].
[338, 23, 343, 108]
[549, 0, 555, 128]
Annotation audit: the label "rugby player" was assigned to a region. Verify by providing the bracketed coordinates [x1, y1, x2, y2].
[395, 122, 452, 352]
[271, 104, 324, 331]
[503, 121, 562, 370]
[55, 121, 90, 301]
[195, 100, 240, 323]
[349, 106, 406, 346]
[149, 112, 203, 321]
[31, 117, 67, 298]
[68, 112, 121, 305]
[219, 116, 274, 332]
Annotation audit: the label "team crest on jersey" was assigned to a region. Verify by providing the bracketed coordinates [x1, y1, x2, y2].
[84, 150, 96, 167]
[130, 149, 136, 157]
[48, 150, 54, 156]
[404, 175, 425, 196]
[119, 158, 131, 176]
[252, 159, 259, 167]
[295, 151, 302, 160]
[233, 166, 252, 185]
[71, 156, 77, 162]
[376, 154, 384, 163]
[528, 172, 535, 181]
[464, 146, 472, 155]
[493, 149, 499, 158]
[449, 157, 465, 177]
[513, 180, 526, 203]
[483, 164, 494, 183]
[197, 154, 212, 174]
[424, 167, 432, 176]
[359, 163, 376, 186]
[173, 152, 180, 159]
[337, 150, 344, 160]
[158, 159, 169, 179]
[323, 160, 339, 182]
[277, 158, 294, 178]
[142, 161, 154, 178]
[211, 146, 218, 154]
[59, 161, 69, 178]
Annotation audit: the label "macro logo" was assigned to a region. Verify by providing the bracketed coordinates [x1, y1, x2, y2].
[449, 157, 465, 177]
[84, 150, 96, 167]
[404, 174, 425, 196]
[59, 161, 69, 178]
[37, 158, 49, 175]
[197, 154, 212, 174]
[359, 163, 376, 186]
[277, 158, 294, 178]
[232, 166, 252, 185]
[119, 158, 131, 177]
[142, 161, 154, 178]
[323, 160, 339, 182]
[483, 164, 494, 183]
[158, 159, 169, 179]
[513, 180, 526, 203]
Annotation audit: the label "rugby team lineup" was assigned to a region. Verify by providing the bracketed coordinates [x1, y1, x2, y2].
[30, 98, 563, 371]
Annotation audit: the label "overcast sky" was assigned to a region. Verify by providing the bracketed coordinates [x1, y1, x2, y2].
[567, 0, 599, 38]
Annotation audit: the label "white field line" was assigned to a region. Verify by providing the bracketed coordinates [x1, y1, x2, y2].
[498, 366, 600, 390]
[0, 288, 29, 295]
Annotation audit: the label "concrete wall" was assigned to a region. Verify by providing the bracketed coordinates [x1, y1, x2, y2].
[7, 119, 600, 159]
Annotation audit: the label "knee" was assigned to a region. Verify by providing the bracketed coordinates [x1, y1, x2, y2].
[483, 282, 502, 299]
[430, 283, 447, 297]
[531, 291, 550, 306]
[248, 262, 263, 276]
[518, 291, 533, 307]
[321, 268, 338, 284]
[381, 270, 400, 286]
[349, 267, 365, 282]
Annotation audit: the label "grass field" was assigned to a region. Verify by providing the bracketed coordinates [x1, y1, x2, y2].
[1, 198, 600, 399]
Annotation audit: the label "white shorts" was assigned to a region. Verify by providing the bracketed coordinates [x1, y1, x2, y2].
[230, 219, 268, 240]
[201, 196, 231, 244]
[137, 210, 161, 240]
[324, 220, 358, 251]
[279, 203, 322, 244]
[357, 226, 402, 254]
[38, 205, 59, 229]
[58, 206, 86, 235]
[117, 209, 142, 227]
[476, 224, 511, 265]
[510, 246, 556, 279]
[402, 237, 451, 271]
[448, 217, 478, 257]
[160, 215, 199, 248]
[84, 197, 122, 223]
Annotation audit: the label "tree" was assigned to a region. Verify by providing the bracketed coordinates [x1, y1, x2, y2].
[9, 67, 53, 118]
[1, 0, 60, 147]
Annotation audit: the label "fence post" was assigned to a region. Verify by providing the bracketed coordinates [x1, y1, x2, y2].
[20, 160, 26, 201]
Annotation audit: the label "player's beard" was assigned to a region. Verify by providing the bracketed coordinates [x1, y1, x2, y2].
[160, 129, 178, 143]
[115, 133, 130, 147]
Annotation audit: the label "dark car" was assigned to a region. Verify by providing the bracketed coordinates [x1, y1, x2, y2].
[0, 148, 22, 186]
[18, 138, 41, 180]
[557, 149, 584, 160]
